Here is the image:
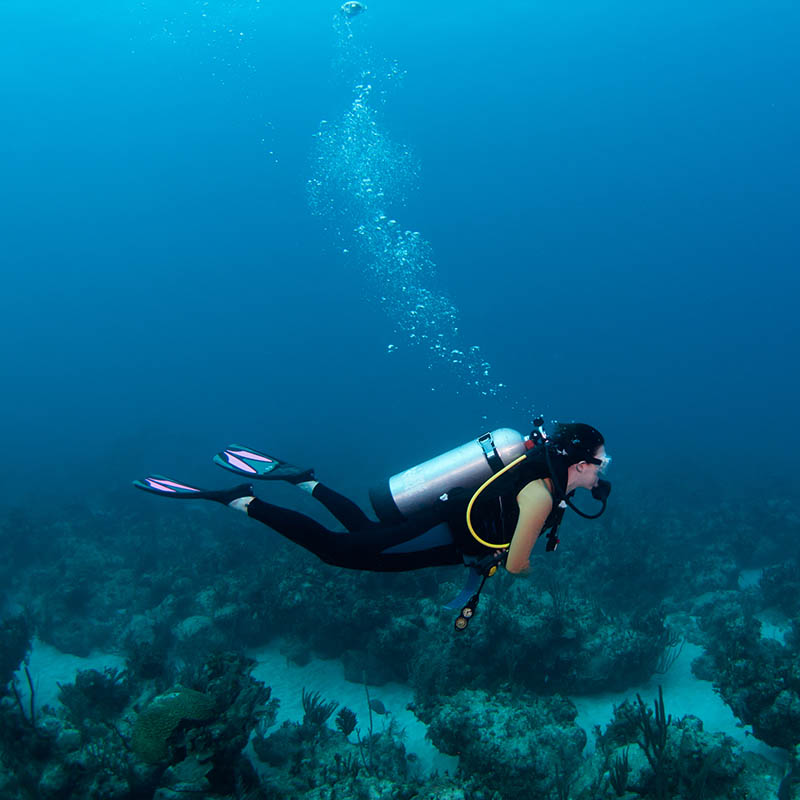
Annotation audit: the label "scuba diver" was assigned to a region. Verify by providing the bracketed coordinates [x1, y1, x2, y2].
[135, 420, 611, 629]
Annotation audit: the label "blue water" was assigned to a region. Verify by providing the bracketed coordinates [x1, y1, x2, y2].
[1, 3, 800, 796]
[1, 0, 798, 497]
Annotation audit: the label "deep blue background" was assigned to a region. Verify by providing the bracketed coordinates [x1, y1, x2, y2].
[1, 0, 797, 509]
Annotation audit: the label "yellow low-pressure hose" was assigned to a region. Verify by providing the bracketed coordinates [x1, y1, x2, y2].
[466, 454, 528, 548]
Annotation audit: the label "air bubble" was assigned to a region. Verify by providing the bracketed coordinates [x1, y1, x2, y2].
[307, 25, 513, 406]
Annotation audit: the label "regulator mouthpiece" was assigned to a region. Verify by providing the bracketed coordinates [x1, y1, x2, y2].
[592, 479, 611, 502]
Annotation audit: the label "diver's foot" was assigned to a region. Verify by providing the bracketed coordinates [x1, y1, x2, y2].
[207, 483, 257, 505]
[133, 476, 255, 505]
[214, 445, 315, 485]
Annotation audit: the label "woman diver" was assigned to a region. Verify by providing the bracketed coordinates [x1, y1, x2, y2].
[135, 420, 611, 627]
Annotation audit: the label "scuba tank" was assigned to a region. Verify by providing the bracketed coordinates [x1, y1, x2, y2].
[369, 428, 527, 523]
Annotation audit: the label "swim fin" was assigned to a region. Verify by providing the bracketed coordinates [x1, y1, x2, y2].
[133, 475, 254, 504]
[214, 444, 314, 484]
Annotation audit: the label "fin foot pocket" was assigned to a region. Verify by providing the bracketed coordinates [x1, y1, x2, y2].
[214, 444, 314, 484]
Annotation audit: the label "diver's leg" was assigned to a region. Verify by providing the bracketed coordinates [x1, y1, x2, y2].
[308, 483, 374, 532]
[214, 445, 372, 531]
[335, 523, 464, 572]
[244, 497, 351, 564]
[244, 497, 461, 572]
[231, 481, 372, 533]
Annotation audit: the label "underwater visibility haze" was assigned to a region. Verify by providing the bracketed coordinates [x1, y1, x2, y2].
[1, 1, 800, 798]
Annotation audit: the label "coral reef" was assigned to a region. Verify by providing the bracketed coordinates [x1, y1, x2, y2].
[0, 482, 797, 798]
[0, 614, 32, 698]
[131, 688, 217, 763]
[252, 685, 418, 797]
[58, 667, 130, 732]
[693, 590, 800, 750]
[590, 687, 774, 800]
[414, 687, 586, 798]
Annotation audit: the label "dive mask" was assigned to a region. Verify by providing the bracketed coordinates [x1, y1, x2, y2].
[588, 453, 612, 474]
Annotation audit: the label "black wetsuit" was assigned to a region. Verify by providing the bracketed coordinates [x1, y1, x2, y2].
[248, 484, 464, 571]
[246, 454, 565, 572]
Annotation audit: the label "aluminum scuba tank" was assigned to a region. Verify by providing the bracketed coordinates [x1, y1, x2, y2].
[369, 428, 527, 523]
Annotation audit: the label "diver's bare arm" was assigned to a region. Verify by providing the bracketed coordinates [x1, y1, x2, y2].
[505, 481, 553, 575]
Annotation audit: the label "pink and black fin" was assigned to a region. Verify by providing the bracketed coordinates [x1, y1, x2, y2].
[133, 475, 254, 504]
[214, 444, 314, 484]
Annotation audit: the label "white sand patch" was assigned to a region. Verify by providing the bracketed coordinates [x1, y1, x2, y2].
[247, 639, 791, 777]
[756, 608, 792, 644]
[571, 642, 788, 766]
[12, 639, 126, 714]
[739, 568, 763, 589]
[248, 641, 458, 777]
[11, 636, 789, 778]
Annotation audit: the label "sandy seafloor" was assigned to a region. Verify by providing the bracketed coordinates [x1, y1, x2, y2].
[13, 637, 787, 776]
[13, 566, 789, 780]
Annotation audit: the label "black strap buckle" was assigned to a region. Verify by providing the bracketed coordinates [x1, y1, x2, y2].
[478, 431, 504, 474]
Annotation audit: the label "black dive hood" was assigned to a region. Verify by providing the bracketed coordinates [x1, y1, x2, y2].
[530, 417, 611, 520]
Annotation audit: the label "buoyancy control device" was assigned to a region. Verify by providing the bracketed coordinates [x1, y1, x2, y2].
[369, 420, 612, 632]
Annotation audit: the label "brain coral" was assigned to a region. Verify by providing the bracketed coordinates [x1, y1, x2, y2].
[132, 689, 216, 763]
